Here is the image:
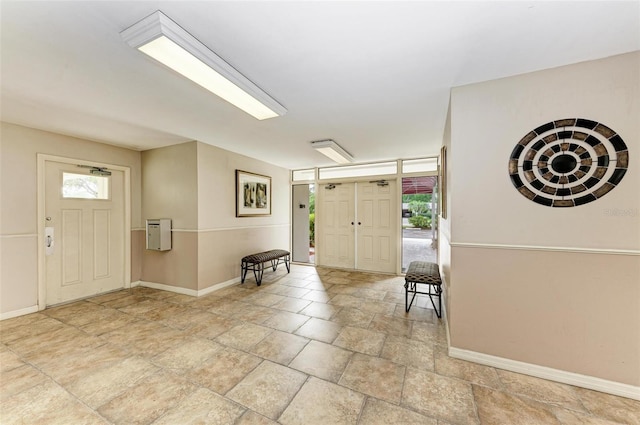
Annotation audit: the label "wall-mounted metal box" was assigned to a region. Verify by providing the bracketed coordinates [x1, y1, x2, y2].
[146, 219, 171, 251]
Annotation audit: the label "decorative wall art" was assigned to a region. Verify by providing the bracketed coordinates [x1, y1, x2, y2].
[509, 119, 628, 207]
[236, 170, 272, 217]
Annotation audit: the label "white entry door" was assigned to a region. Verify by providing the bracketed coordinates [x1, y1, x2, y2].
[44, 161, 125, 305]
[357, 181, 397, 273]
[319, 183, 355, 269]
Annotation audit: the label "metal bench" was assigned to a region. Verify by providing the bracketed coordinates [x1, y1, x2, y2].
[405, 261, 442, 318]
[241, 249, 290, 286]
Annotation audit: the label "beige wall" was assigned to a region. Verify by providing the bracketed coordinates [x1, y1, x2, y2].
[140, 141, 290, 291]
[0, 122, 142, 314]
[447, 52, 640, 386]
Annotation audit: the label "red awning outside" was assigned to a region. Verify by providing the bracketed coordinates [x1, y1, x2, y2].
[402, 176, 436, 194]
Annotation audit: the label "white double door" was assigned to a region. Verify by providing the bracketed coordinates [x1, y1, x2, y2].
[44, 160, 125, 306]
[319, 181, 397, 273]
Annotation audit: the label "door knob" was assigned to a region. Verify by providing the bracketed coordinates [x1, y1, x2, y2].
[358, 222, 361, 225]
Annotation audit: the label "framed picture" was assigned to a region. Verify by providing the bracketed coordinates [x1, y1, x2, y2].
[439, 146, 447, 219]
[236, 170, 272, 217]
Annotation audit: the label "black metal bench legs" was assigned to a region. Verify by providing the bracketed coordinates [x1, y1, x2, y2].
[404, 261, 443, 318]
[240, 250, 290, 286]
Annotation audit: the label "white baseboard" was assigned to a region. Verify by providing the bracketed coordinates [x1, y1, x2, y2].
[448, 346, 640, 401]
[1, 305, 39, 321]
[137, 276, 242, 297]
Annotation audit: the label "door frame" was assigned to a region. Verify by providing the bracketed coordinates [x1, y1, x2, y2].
[37, 154, 132, 310]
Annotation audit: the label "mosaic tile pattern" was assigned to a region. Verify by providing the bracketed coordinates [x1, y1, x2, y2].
[1, 265, 638, 424]
[509, 119, 629, 207]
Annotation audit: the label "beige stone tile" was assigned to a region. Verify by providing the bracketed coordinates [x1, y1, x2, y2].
[26, 343, 128, 386]
[300, 301, 340, 320]
[236, 410, 279, 425]
[329, 294, 363, 309]
[339, 353, 405, 404]
[402, 367, 478, 425]
[411, 320, 447, 346]
[227, 360, 307, 419]
[289, 340, 353, 382]
[384, 291, 405, 304]
[208, 285, 254, 301]
[231, 304, 278, 324]
[0, 312, 49, 334]
[0, 364, 49, 401]
[97, 369, 197, 425]
[574, 387, 640, 425]
[244, 292, 288, 307]
[553, 407, 629, 425]
[43, 300, 106, 324]
[270, 286, 311, 299]
[473, 384, 560, 425]
[380, 335, 434, 371]
[394, 303, 439, 322]
[301, 289, 333, 303]
[327, 276, 353, 285]
[80, 308, 137, 335]
[187, 346, 262, 394]
[433, 346, 501, 388]
[294, 317, 342, 343]
[261, 311, 309, 333]
[164, 293, 198, 305]
[497, 369, 587, 412]
[137, 302, 192, 322]
[151, 387, 246, 424]
[65, 356, 159, 408]
[279, 377, 365, 425]
[0, 348, 24, 373]
[359, 300, 397, 316]
[251, 330, 309, 365]
[328, 285, 360, 295]
[0, 380, 107, 424]
[272, 297, 312, 313]
[216, 323, 273, 351]
[132, 287, 176, 300]
[333, 326, 386, 356]
[353, 288, 387, 301]
[0, 316, 64, 344]
[118, 298, 172, 316]
[7, 326, 103, 357]
[330, 308, 375, 328]
[369, 314, 412, 338]
[103, 320, 187, 358]
[85, 289, 131, 304]
[101, 293, 149, 309]
[359, 397, 437, 425]
[208, 299, 251, 317]
[185, 312, 239, 339]
[151, 338, 222, 371]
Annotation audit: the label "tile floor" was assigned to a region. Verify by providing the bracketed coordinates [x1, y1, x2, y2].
[1, 265, 639, 424]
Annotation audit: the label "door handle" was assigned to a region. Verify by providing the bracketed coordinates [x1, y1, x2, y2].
[351, 222, 354, 225]
[46, 235, 52, 247]
[358, 222, 361, 225]
[45, 227, 55, 256]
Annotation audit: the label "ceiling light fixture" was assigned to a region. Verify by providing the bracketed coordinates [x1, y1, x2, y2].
[311, 140, 354, 164]
[120, 11, 286, 120]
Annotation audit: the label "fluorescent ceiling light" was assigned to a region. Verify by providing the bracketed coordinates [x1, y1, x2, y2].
[311, 140, 354, 164]
[121, 11, 286, 120]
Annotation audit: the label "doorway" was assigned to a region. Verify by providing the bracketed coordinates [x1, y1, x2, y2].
[401, 176, 437, 272]
[291, 184, 315, 264]
[38, 155, 130, 308]
[318, 180, 397, 273]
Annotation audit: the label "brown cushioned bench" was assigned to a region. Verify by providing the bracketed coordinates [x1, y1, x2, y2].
[405, 261, 442, 318]
[241, 249, 290, 286]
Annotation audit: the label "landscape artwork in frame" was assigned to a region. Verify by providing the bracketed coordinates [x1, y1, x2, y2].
[236, 170, 272, 217]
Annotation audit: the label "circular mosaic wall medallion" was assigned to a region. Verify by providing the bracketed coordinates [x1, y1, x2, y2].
[509, 118, 629, 207]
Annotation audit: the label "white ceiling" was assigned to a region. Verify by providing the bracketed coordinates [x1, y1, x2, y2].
[1, 1, 638, 169]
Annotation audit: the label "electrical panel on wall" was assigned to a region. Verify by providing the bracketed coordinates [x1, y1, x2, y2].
[146, 219, 172, 251]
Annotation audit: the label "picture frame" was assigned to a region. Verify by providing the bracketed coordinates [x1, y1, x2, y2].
[236, 170, 272, 217]
[439, 146, 447, 219]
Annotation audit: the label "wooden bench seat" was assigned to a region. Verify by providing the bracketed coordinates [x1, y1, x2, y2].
[241, 249, 290, 286]
[404, 261, 442, 318]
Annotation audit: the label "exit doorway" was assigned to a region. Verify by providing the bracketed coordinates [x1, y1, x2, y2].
[401, 176, 437, 272]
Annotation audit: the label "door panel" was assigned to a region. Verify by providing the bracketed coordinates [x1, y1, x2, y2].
[319, 183, 355, 269]
[45, 161, 125, 305]
[357, 181, 397, 273]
